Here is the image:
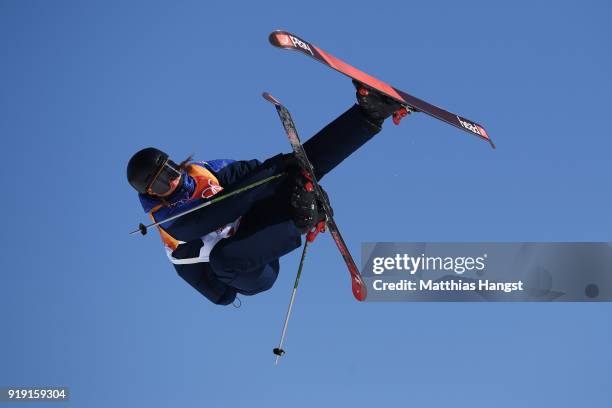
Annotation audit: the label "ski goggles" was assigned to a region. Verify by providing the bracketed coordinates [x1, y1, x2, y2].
[146, 158, 182, 196]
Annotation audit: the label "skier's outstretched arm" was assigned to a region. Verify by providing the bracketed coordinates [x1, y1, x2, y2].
[213, 159, 262, 186]
[161, 154, 289, 242]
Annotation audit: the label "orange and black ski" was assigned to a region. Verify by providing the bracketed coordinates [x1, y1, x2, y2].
[269, 30, 494, 149]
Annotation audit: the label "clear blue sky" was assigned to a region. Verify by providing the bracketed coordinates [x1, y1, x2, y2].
[1, 0, 611, 406]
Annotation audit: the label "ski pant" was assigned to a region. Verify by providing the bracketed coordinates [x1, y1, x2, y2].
[209, 104, 381, 296]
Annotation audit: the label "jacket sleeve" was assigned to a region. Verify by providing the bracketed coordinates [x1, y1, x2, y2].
[213, 159, 262, 186]
[162, 154, 288, 242]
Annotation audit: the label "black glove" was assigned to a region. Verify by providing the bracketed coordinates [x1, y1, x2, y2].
[290, 172, 329, 232]
[353, 79, 402, 127]
[290, 173, 319, 231]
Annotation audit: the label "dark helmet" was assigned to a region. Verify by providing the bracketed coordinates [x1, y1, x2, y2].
[127, 147, 171, 194]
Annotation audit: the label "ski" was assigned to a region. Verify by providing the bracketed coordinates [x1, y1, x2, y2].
[263, 92, 367, 301]
[269, 30, 494, 149]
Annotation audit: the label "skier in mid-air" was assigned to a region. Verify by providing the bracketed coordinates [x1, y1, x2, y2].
[127, 82, 400, 305]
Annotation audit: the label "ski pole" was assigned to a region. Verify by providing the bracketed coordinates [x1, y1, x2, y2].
[273, 238, 310, 365]
[129, 172, 286, 236]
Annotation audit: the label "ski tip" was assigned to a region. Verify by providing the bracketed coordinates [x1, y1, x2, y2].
[475, 124, 495, 149]
[353, 279, 368, 301]
[479, 129, 495, 149]
[268, 30, 293, 48]
[268, 30, 282, 46]
[268, 30, 313, 57]
[262, 92, 281, 105]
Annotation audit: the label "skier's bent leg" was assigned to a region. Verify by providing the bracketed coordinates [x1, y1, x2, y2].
[303, 104, 381, 180]
[209, 217, 301, 293]
[232, 260, 280, 296]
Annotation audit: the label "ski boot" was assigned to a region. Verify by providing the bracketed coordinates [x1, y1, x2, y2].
[353, 79, 409, 126]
